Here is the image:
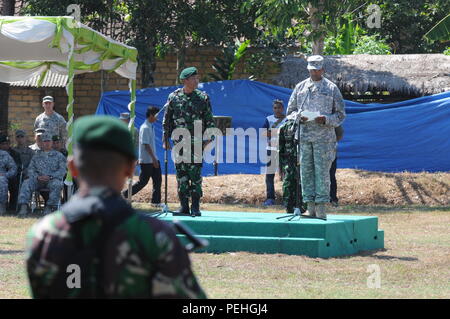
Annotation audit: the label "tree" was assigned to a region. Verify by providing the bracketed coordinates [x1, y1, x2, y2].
[371, 0, 450, 53]
[424, 13, 450, 42]
[242, 0, 368, 55]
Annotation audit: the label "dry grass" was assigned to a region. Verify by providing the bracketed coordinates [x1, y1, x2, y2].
[1, 169, 449, 298]
[1, 206, 449, 299]
[131, 169, 450, 206]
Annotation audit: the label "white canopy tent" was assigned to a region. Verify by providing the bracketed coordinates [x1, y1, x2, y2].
[0, 16, 138, 190]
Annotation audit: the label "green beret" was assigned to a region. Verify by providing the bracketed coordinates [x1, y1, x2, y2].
[73, 115, 136, 159]
[179, 66, 198, 80]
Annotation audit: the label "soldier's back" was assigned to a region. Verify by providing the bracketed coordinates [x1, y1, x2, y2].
[25, 190, 206, 299]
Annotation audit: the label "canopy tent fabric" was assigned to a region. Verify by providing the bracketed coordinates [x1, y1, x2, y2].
[0, 16, 138, 185]
[96, 79, 450, 175]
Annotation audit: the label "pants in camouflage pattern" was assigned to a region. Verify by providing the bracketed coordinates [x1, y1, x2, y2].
[175, 163, 203, 199]
[300, 141, 336, 203]
[0, 176, 9, 204]
[18, 178, 63, 206]
[282, 163, 307, 212]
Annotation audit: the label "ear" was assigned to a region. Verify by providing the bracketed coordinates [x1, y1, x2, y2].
[67, 156, 79, 178]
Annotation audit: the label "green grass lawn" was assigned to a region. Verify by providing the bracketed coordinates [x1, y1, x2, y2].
[1, 204, 449, 299]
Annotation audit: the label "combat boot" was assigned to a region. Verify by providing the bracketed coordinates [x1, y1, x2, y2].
[191, 194, 201, 217]
[18, 204, 28, 218]
[301, 202, 316, 217]
[315, 204, 327, 220]
[173, 197, 190, 216]
[0, 203, 6, 216]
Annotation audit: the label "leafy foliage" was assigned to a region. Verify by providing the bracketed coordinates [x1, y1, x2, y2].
[424, 13, 450, 42]
[208, 40, 250, 81]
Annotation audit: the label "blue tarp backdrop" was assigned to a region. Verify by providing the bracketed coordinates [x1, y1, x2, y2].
[96, 80, 450, 174]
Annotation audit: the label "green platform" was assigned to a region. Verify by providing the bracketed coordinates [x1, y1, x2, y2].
[157, 211, 384, 258]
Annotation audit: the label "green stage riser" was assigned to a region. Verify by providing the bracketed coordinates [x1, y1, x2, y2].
[154, 211, 384, 258]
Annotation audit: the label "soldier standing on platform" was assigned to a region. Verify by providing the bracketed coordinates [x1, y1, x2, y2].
[18, 133, 67, 216]
[287, 55, 346, 219]
[162, 67, 216, 217]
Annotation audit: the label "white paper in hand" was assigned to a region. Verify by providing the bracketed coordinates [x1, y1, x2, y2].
[301, 111, 320, 121]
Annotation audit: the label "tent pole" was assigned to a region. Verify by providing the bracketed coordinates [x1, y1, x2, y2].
[64, 44, 75, 200]
[127, 79, 137, 203]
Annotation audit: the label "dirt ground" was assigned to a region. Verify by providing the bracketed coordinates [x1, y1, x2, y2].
[130, 169, 450, 207]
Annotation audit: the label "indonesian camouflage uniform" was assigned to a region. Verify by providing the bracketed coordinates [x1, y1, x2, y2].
[163, 88, 216, 199]
[287, 77, 346, 203]
[34, 112, 67, 145]
[25, 187, 206, 298]
[278, 118, 306, 213]
[0, 150, 17, 205]
[18, 150, 67, 207]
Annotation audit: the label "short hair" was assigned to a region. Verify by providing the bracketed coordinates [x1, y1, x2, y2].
[73, 145, 133, 182]
[273, 99, 284, 107]
[146, 106, 159, 118]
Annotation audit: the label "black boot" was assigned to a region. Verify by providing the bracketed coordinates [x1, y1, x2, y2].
[173, 197, 190, 216]
[191, 194, 201, 217]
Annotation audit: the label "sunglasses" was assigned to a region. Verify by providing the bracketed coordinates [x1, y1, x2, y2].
[16, 135, 25, 138]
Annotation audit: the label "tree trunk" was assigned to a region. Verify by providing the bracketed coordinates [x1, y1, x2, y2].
[308, 1, 325, 55]
[2, 0, 16, 15]
[176, 45, 186, 85]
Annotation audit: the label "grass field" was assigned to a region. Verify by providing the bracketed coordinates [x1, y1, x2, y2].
[1, 203, 449, 299]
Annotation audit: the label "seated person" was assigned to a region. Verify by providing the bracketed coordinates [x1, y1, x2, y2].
[13, 129, 35, 179]
[18, 133, 67, 216]
[52, 135, 68, 157]
[0, 134, 21, 211]
[0, 149, 17, 215]
[29, 128, 46, 153]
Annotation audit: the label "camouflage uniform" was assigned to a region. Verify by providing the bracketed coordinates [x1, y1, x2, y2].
[163, 88, 215, 199]
[0, 150, 17, 205]
[25, 187, 206, 298]
[34, 112, 67, 145]
[29, 143, 41, 153]
[278, 118, 306, 213]
[18, 150, 67, 207]
[287, 77, 346, 204]
[13, 145, 34, 177]
[5, 148, 22, 209]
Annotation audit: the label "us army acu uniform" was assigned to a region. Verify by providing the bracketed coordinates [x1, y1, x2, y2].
[163, 67, 215, 216]
[278, 116, 306, 214]
[0, 150, 17, 215]
[18, 135, 67, 215]
[34, 96, 67, 145]
[25, 115, 206, 298]
[287, 55, 346, 218]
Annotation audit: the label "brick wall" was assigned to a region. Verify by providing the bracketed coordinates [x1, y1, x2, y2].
[7, 47, 281, 139]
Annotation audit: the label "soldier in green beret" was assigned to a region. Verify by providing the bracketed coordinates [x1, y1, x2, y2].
[25, 115, 206, 299]
[163, 67, 216, 216]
